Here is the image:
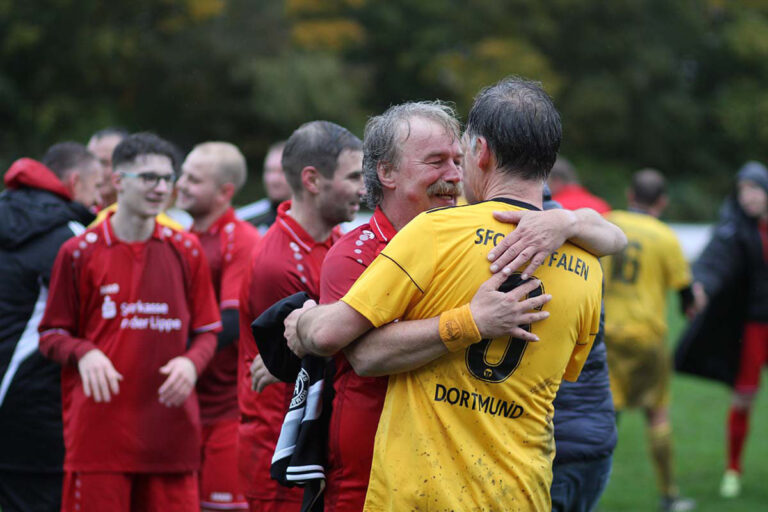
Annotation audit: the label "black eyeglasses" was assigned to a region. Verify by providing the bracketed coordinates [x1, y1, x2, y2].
[120, 171, 177, 187]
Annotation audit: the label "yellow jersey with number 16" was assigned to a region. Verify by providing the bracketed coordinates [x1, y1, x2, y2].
[602, 209, 691, 345]
[342, 198, 603, 512]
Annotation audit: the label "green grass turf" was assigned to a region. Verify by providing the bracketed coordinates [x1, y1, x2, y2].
[597, 295, 768, 511]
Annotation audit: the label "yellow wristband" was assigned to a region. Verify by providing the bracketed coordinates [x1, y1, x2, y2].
[439, 304, 482, 352]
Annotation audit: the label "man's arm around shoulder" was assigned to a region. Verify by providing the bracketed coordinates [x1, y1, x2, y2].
[286, 272, 551, 377]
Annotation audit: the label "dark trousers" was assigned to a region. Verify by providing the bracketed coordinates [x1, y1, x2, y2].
[551, 455, 612, 512]
[0, 470, 62, 512]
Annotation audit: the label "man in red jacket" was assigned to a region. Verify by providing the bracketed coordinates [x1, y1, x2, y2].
[176, 141, 261, 511]
[38, 133, 221, 512]
[0, 142, 101, 512]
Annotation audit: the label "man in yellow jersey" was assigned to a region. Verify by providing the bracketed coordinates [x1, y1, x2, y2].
[89, 129, 185, 230]
[284, 77, 604, 511]
[603, 169, 697, 511]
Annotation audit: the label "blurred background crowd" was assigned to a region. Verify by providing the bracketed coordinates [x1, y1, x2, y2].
[3, 0, 768, 222]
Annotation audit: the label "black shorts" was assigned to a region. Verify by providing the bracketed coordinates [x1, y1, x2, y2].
[0, 470, 62, 512]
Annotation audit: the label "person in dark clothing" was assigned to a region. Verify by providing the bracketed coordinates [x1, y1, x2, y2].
[0, 142, 101, 512]
[245, 141, 290, 234]
[544, 187, 618, 512]
[678, 161, 768, 499]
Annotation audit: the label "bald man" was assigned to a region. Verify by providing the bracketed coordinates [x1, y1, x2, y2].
[176, 142, 261, 511]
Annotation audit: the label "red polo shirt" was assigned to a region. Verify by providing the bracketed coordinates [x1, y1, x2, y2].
[552, 184, 611, 214]
[38, 214, 221, 472]
[194, 207, 261, 425]
[238, 200, 340, 502]
[318, 207, 394, 512]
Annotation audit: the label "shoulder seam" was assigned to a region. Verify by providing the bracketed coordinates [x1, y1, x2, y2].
[380, 253, 423, 293]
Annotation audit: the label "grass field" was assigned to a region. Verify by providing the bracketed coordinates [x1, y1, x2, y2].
[597, 298, 768, 511]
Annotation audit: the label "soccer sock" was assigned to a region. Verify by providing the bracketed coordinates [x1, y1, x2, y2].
[727, 407, 749, 473]
[647, 422, 677, 497]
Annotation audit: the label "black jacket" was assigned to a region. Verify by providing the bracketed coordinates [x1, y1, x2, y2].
[252, 292, 333, 512]
[695, 200, 768, 322]
[552, 312, 617, 464]
[543, 191, 617, 464]
[675, 198, 767, 385]
[0, 158, 94, 472]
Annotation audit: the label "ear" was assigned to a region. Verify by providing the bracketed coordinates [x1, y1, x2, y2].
[112, 169, 123, 193]
[300, 166, 321, 195]
[219, 182, 236, 203]
[377, 161, 397, 191]
[474, 136, 491, 171]
[65, 171, 81, 196]
[625, 188, 634, 205]
[656, 194, 669, 212]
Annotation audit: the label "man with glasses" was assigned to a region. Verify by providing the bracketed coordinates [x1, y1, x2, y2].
[89, 127, 185, 230]
[38, 132, 222, 511]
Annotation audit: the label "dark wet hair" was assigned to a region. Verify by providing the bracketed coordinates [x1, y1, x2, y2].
[466, 77, 561, 181]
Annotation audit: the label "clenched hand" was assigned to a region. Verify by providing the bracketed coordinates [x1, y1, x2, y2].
[250, 354, 280, 392]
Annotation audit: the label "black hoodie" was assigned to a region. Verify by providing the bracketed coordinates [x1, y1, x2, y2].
[0, 158, 94, 472]
[676, 163, 768, 385]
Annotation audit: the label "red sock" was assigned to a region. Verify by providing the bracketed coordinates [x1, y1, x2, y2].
[727, 407, 749, 472]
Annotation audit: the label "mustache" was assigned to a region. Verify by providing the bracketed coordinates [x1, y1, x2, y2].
[426, 180, 463, 197]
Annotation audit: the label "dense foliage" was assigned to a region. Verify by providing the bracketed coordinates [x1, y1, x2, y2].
[2, 0, 767, 219]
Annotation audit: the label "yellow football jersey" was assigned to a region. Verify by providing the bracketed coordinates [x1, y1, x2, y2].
[602, 210, 691, 345]
[90, 203, 185, 230]
[342, 198, 603, 512]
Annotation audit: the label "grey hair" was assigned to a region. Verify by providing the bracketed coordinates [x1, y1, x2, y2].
[362, 101, 460, 208]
